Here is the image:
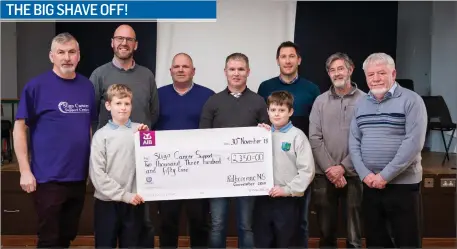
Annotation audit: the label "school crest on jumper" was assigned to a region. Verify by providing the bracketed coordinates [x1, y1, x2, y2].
[281, 142, 291, 151]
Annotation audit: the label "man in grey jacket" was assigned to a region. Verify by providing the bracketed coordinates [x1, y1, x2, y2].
[309, 52, 365, 248]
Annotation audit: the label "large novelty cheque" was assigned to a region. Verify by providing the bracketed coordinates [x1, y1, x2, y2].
[134, 127, 274, 201]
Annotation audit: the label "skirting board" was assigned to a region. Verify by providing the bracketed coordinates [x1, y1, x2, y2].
[1, 236, 456, 248]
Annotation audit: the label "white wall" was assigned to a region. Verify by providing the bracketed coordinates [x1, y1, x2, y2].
[155, 0, 297, 93]
[395, 1, 457, 154]
[429, 1, 457, 153]
[396, 1, 432, 96]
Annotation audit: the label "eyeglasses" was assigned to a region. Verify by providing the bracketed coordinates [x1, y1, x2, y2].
[113, 36, 136, 43]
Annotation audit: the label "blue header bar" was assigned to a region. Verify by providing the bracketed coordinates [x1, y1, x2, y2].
[0, 0, 217, 21]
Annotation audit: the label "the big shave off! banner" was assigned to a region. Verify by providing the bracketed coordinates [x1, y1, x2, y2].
[0, 0, 217, 21]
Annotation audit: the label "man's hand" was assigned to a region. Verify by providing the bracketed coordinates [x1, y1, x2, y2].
[326, 165, 345, 183]
[137, 124, 149, 131]
[257, 123, 271, 131]
[20, 170, 36, 193]
[363, 173, 376, 187]
[334, 176, 347, 188]
[130, 194, 145, 206]
[269, 186, 288, 197]
[371, 174, 387, 189]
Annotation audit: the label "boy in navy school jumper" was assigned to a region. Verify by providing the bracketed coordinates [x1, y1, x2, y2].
[89, 84, 149, 248]
[154, 53, 215, 248]
[255, 91, 315, 248]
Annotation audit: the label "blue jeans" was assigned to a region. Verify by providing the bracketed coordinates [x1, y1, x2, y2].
[209, 197, 255, 248]
[297, 187, 311, 248]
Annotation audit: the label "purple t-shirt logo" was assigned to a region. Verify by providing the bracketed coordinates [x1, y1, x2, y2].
[140, 131, 155, 147]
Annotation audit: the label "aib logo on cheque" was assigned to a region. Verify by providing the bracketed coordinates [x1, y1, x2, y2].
[140, 131, 156, 147]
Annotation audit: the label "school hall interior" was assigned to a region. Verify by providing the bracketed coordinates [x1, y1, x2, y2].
[1, 0, 456, 247]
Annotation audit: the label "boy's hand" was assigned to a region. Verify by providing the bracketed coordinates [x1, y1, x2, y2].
[137, 124, 149, 131]
[269, 186, 288, 197]
[257, 123, 271, 131]
[130, 194, 145, 205]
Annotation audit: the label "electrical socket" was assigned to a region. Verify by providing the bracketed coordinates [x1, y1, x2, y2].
[424, 178, 434, 188]
[440, 178, 456, 188]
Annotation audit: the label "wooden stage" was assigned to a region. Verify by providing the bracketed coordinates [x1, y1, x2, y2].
[1, 151, 456, 248]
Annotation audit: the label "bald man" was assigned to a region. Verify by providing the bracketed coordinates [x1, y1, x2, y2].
[89, 24, 158, 248]
[90, 24, 159, 130]
[154, 53, 214, 248]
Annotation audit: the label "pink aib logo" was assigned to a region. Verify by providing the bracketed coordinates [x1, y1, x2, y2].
[140, 131, 155, 147]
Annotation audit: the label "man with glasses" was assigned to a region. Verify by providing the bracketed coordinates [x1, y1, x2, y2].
[89, 24, 159, 248]
[90, 24, 159, 131]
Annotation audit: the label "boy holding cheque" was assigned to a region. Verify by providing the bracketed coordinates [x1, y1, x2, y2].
[255, 90, 315, 248]
[89, 84, 148, 248]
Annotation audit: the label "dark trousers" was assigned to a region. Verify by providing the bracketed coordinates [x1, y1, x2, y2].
[363, 183, 422, 248]
[312, 175, 363, 248]
[94, 198, 145, 248]
[158, 199, 209, 248]
[138, 202, 155, 248]
[33, 181, 86, 248]
[253, 196, 299, 248]
[294, 187, 311, 248]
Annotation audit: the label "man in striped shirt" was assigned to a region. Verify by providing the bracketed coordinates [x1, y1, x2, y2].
[349, 53, 427, 248]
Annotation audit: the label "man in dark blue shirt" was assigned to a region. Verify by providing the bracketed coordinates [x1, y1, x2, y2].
[257, 41, 320, 248]
[155, 53, 214, 248]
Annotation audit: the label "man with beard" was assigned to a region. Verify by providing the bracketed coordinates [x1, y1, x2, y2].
[89, 24, 158, 248]
[257, 41, 320, 248]
[90, 24, 159, 130]
[309, 52, 365, 248]
[13, 32, 96, 248]
[349, 53, 426, 248]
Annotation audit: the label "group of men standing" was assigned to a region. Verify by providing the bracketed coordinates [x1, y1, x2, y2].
[13, 23, 427, 248]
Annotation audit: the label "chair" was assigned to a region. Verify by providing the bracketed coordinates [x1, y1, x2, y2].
[397, 79, 415, 92]
[422, 96, 456, 165]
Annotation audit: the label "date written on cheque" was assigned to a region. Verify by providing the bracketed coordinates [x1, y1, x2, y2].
[230, 152, 264, 163]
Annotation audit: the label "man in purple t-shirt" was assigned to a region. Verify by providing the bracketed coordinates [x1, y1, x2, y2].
[13, 32, 96, 248]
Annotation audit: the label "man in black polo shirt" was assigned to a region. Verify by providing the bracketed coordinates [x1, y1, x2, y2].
[200, 52, 269, 248]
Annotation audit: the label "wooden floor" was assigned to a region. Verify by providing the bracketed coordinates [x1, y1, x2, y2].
[1, 236, 456, 248]
[1, 236, 457, 249]
[1, 151, 456, 248]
